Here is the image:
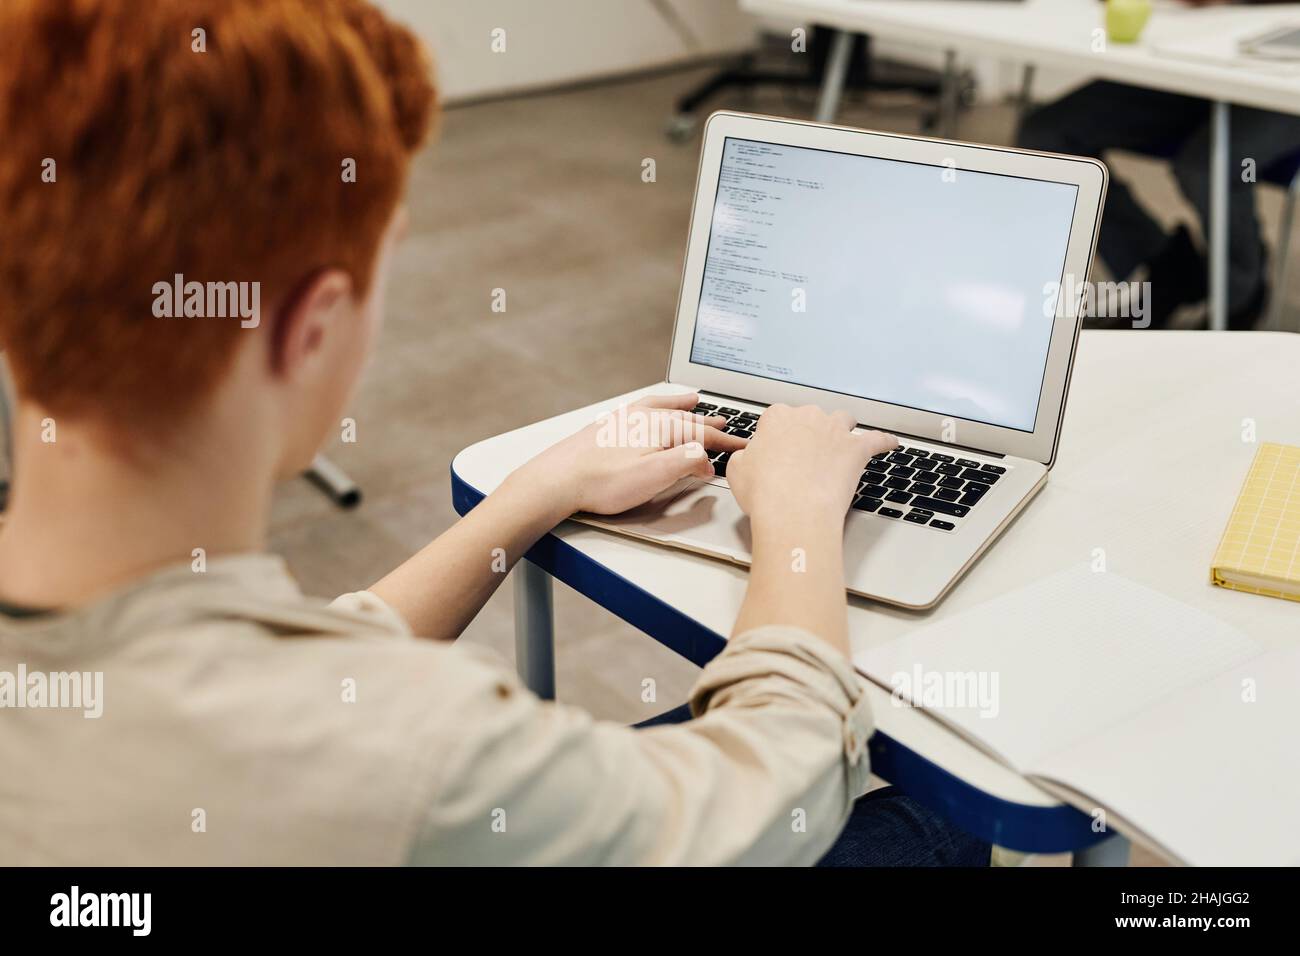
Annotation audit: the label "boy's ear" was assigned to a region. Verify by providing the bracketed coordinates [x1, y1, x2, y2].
[269, 269, 354, 379]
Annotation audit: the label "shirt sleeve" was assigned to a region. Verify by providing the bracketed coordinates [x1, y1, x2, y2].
[408, 625, 874, 866]
[328, 590, 413, 636]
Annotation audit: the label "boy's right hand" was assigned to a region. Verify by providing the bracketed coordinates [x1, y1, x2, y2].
[726, 405, 897, 531]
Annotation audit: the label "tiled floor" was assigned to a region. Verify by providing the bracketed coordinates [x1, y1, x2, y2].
[269, 64, 1296, 865]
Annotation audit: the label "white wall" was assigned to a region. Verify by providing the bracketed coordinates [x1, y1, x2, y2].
[375, 0, 1088, 109]
[376, 0, 757, 103]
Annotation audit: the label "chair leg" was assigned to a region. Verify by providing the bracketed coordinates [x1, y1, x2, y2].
[1272, 175, 1299, 332]
[304, 454, 362, 508]
[1016, 62, 1035, 125]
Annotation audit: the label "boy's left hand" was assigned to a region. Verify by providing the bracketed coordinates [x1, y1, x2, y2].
[516, 392, 747, 519]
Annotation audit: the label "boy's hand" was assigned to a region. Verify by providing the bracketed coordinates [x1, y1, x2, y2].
[726, 405, 896, 531]
[727, 406, 895, 655]
[517, 392, 747, 519]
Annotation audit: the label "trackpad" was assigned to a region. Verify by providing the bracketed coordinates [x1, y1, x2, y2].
[591, 479, 753, 563]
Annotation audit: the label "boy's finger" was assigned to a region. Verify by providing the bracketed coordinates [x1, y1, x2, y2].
[661, 415, 745, 451]
[693, 424, 747, 452]
[644, 442, 712, 486]
[861, 430, 898, 455]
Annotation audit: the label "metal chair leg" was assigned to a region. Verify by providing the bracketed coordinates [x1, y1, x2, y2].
[305, 454, 362, 508]
[815, 29, 854, 123]
[1016, 62, 1036, 124]
[937, 49, 959, 137]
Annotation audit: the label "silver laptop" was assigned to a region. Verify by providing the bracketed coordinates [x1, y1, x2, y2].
[581, 111, 1107, 609]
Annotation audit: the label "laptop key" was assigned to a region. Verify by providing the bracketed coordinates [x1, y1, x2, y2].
[862, 471, 886, 485]
[905, 448, 929, 457]
[962, 469, 999, 484]
[712, 452, 731, 477]
[958, 491, 984, 506]
[962, 481, 989, 496]
[887, 452, 913, 466]
[981, 464, 1007, 474]
[860, 483, 886, 499]
[910, 508, 934, 518]
[908, 495, 969, 518]
[889, 465, 916, 479]
[885, 490, 913, 505]
[938, 476, 963, 489]
[914, 470, 940, 484]
[904, 511, 930, 524]
[878, 507, 904, 519]
[739, 410, 761, 420]
[956, 458, 980, 468]
[935, 487, 962, 502]
[884, 476, 910, 490]
[716, 407, 740, 416]
[911, 482, 937, 497]
[928, 453, 955, 463]
[866, 460, 890, 473]
[935, 462, 963, 476]
[931, 520, 956, 531]
[852, 496, 881, 512]
[692, 403, 717, 414]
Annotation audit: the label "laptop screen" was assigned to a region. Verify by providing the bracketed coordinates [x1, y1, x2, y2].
[689, 137, 1079, 433]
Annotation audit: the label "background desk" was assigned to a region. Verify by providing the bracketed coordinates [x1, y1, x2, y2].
[452, 330, 1300, 865]
[739, 0, 1300, 331]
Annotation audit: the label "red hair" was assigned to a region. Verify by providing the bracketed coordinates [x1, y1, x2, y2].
[0, 0, 436, 424]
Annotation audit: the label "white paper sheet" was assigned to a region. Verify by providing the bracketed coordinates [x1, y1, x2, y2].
[854, 567, 1259, 769]
[1036, 646, 1300, 865]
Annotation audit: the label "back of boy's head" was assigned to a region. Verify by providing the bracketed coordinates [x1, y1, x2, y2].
[0, 0, 436, 427]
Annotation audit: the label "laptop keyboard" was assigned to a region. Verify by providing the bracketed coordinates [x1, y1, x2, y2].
[692, 401, 1006, 533]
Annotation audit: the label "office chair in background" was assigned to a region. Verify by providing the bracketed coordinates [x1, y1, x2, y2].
[664, 26, 974, 142]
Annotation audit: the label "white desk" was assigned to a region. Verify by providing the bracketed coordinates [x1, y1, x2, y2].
[740, 0, 1300, 330]
[452, 331, 1300, 865]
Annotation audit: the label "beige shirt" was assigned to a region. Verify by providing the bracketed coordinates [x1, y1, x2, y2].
[0, 555, 873, 865]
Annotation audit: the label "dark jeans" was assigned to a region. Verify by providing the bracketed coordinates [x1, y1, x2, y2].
[638, 704, 990, 867]
[1018, 80, 1300, 310]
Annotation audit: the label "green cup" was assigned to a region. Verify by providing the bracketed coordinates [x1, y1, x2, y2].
[1106, 0, 1153, 44]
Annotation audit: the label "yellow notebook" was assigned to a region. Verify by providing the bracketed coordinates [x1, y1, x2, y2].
[1211, 442, 1300, 603]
